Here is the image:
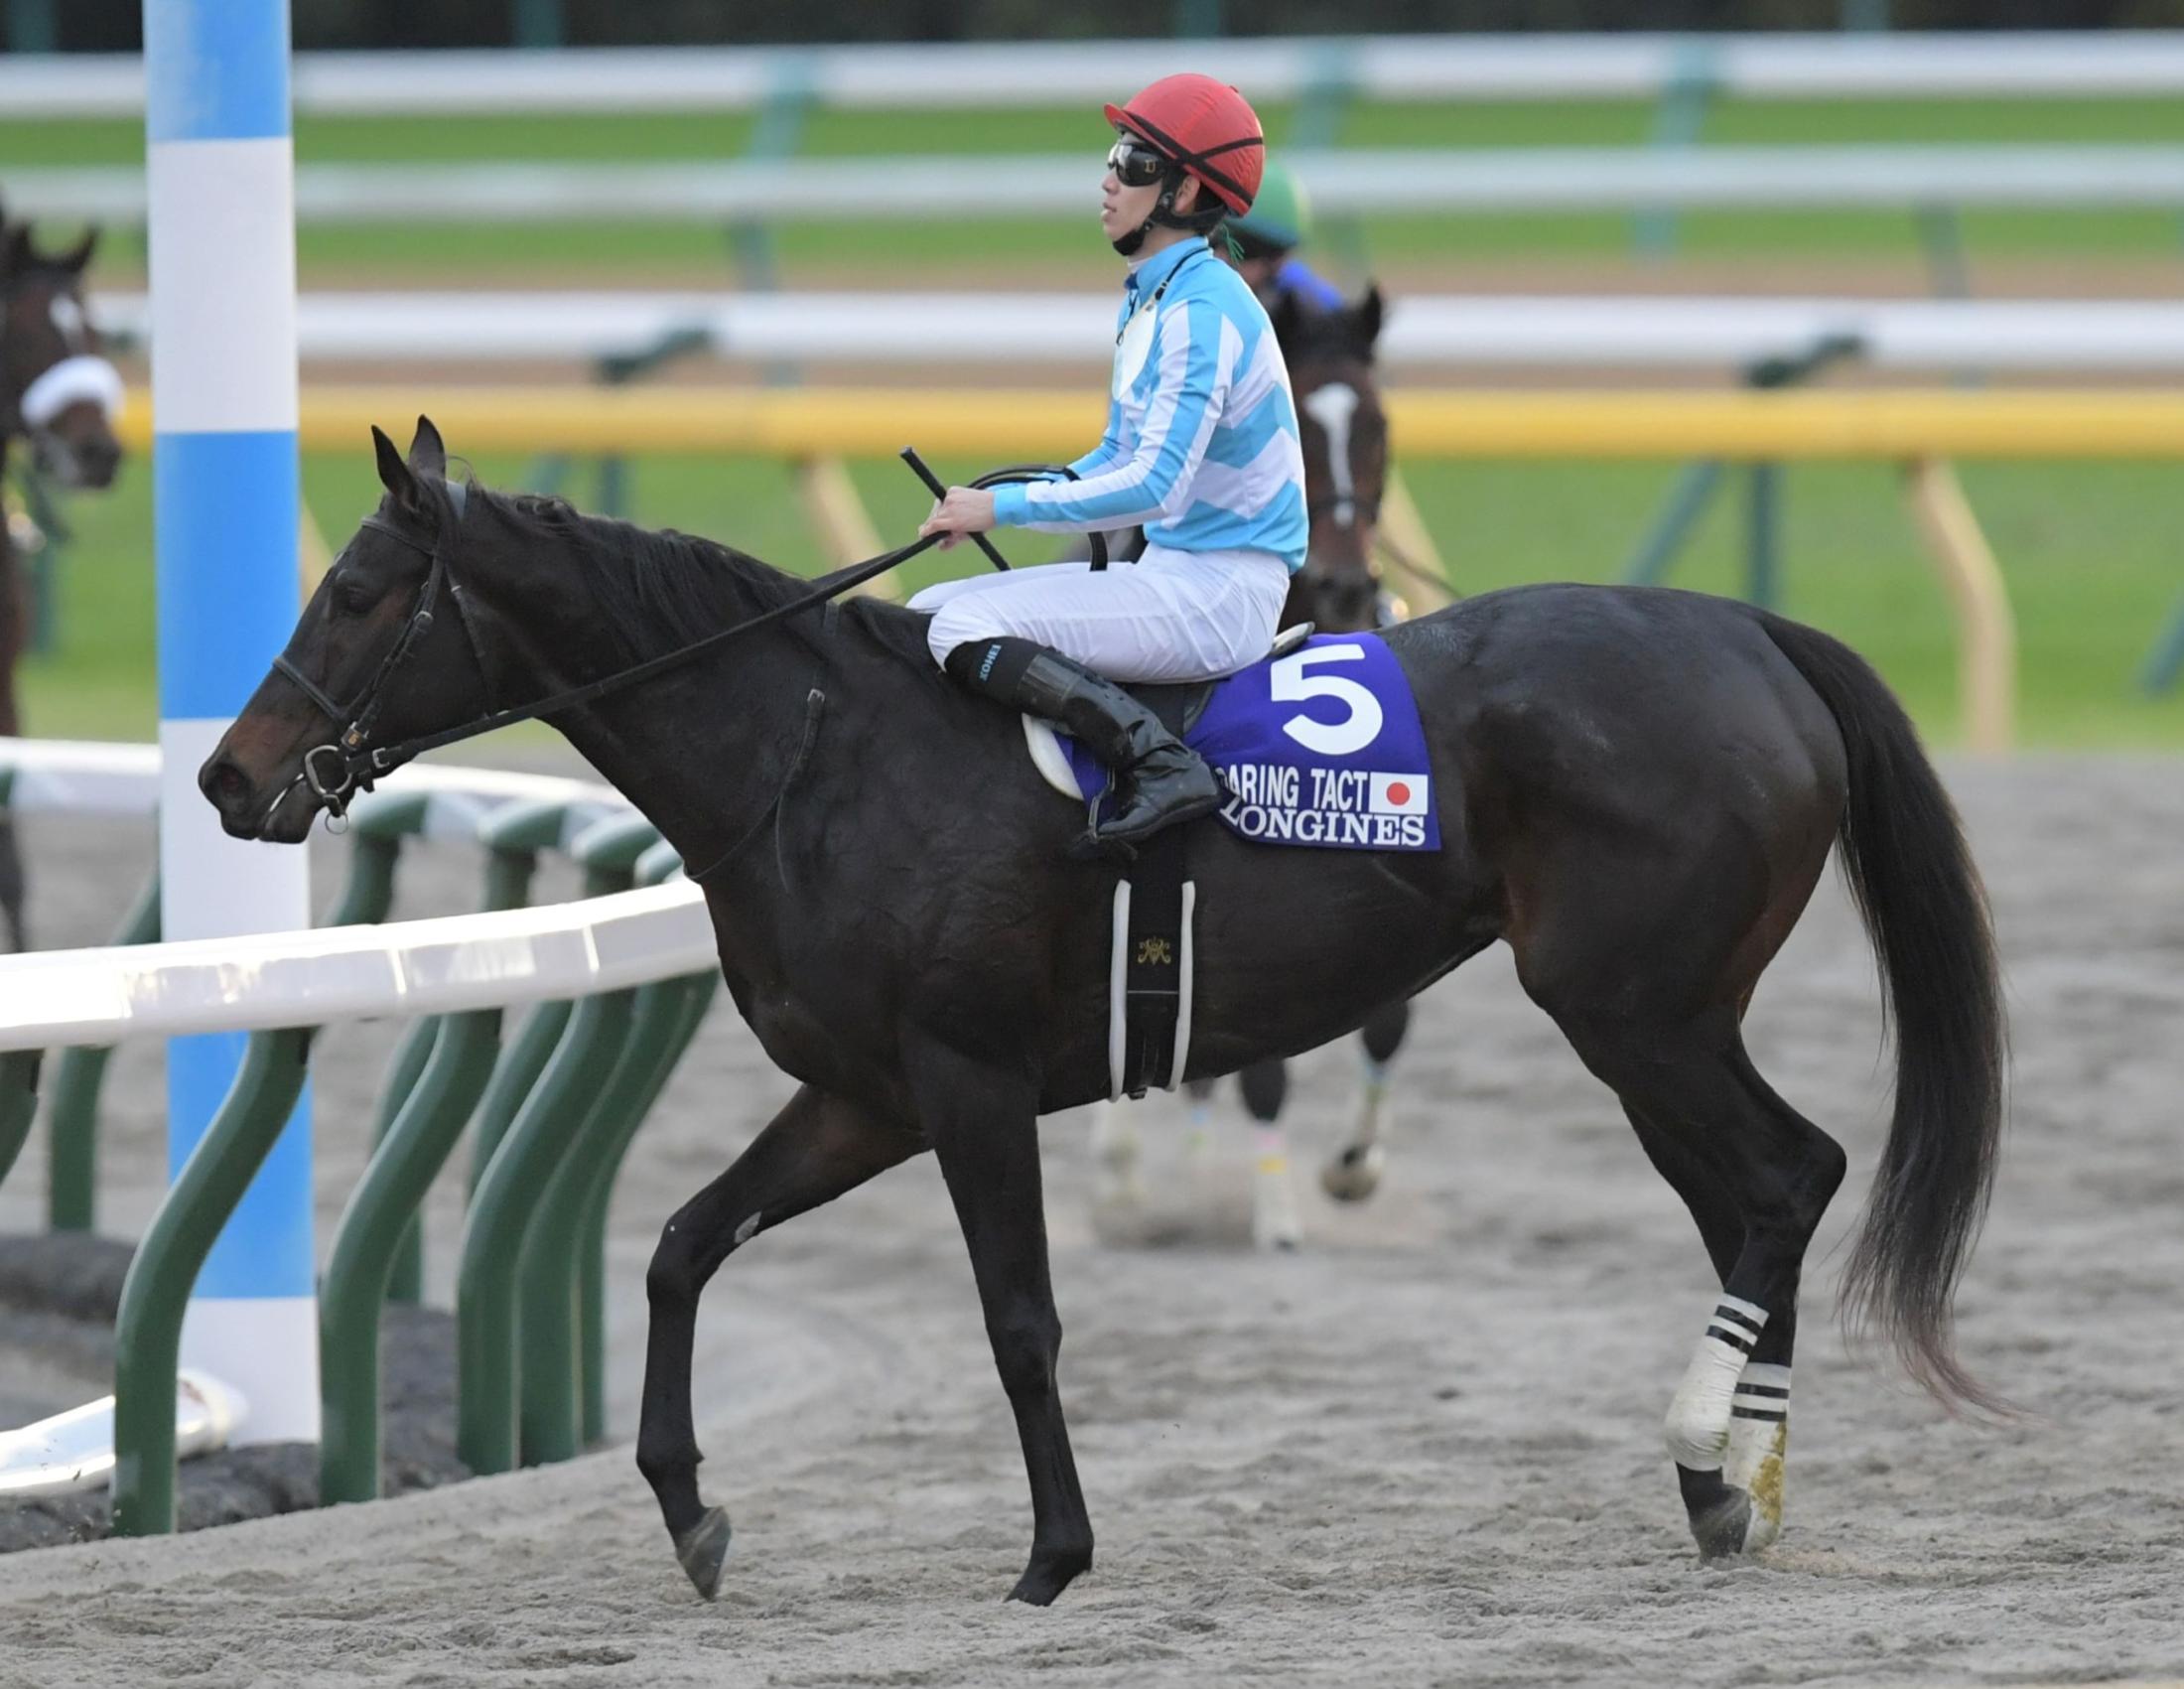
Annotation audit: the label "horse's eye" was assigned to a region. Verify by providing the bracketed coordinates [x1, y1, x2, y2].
[334, 579, 376, 617]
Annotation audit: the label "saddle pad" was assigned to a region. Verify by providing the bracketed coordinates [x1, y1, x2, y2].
[1047, 633, 1440, 852]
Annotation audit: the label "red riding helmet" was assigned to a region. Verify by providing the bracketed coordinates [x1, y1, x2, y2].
[1104, 73, 1265, 216]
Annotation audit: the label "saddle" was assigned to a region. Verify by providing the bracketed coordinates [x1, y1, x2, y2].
[1020, 621, 1315, 801]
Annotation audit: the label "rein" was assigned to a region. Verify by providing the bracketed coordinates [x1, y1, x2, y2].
[279, 479, 946, 822]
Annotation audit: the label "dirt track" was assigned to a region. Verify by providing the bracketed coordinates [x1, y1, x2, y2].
[1, 751, 2181, 1688]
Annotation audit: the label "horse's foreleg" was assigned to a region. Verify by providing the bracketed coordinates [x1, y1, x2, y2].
[635, 1082, 918, 1600]
[905, 1033, 1093, 1606]
[1321, 997, 1411, 1203]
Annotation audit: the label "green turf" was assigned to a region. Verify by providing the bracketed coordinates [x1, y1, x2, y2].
[19, 449, 2184, 750]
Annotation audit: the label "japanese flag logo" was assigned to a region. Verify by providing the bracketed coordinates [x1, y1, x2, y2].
[1368, 773, 1429, 815]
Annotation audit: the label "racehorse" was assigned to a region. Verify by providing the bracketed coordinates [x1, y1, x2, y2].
[202, 417, 2004, 1607]
[0, 206, 123, 949]
[1093, 283, 1416, 1245]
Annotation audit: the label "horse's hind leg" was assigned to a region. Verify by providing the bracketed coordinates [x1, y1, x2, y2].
[1561, 1011, 1845, 1559]
[1236, 1058, 1302, 1250]
[636, 1083, 919, 1599]
[1322, 997, 1411, 1203]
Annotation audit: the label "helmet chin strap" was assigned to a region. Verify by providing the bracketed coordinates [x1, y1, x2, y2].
[1111, 170, 1221, 257]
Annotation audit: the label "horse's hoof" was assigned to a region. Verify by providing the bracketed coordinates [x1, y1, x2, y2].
[1007, 1545, 1093, 1607]
[1319, 1142, 1385, 1203]
[1677, 1465, 1762, 1560]
[674, 1505, 733, 1600]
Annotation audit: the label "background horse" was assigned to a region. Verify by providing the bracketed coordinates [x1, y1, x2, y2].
[1093, 284, 1418, 1247]
[0, 206, 124, 950]
[202, 418, 2003, 1607]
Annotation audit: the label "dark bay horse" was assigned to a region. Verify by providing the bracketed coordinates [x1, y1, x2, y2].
[202, 418, 2003, 1606]
[1, 207, 124, 949]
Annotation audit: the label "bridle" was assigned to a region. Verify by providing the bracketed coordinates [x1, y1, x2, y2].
[272, 479, 484, 819]
[268, 477, 948, 829]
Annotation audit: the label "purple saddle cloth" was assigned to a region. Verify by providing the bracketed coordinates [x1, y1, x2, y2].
[1061, 633, 1440, 852]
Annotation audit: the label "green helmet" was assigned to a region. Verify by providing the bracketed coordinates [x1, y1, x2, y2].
[1228, 160, 1310, 253]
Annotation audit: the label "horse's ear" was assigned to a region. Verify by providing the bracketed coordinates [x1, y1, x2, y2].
[1270, 285, 1304, 353]
[406, 415, 447, 482]
[1, 224, 29, 281]
[372, 424, 419, 507]
[58, 225, 97, 272]
[1350, 284, 1384, 359]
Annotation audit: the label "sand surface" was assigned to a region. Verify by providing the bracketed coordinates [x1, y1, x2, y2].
[2, 751, 2181, 1688]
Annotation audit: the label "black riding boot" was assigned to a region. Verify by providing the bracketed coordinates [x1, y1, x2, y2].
[944, 635, 1221, 851]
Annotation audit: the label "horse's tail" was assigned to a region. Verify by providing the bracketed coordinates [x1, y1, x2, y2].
[1757, 612, 2006, 1412]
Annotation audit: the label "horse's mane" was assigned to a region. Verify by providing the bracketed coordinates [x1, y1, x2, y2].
[471, 482, 932, 668]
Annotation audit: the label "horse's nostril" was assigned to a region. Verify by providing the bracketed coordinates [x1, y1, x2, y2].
[202, 759, 249, 808]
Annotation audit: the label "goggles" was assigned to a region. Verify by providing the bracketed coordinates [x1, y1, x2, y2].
[1105, 138, 1172, 190]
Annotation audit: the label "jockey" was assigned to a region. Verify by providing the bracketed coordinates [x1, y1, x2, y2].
[912, 74, 1306, 852]
[1225, 161, 1344, 315]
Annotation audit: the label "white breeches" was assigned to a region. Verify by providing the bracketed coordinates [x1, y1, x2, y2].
[909, 543, 1293, 685]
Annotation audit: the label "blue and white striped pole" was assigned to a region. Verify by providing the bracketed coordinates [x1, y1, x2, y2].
[146, 0, 316, 1444]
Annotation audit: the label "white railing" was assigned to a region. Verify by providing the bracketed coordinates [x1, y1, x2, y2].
[0, 744, 711, 1054]
[8, 34, 2184, 117]
[85, 290, 2184, 373]
[18, 146, 2184, 225]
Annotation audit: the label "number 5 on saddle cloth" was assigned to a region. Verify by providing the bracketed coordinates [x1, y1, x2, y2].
[1023, 630, 1441, 1099]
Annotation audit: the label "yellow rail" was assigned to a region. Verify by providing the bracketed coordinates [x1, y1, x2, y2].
[116, 384, 2152, 753]
[115, 386, 2184, 460]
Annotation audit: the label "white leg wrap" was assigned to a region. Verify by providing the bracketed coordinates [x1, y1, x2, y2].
[1664, 1296, 1769, 1471]
[1725, 1361, 1791, 1549]
[1355, 1055, 1391, 1148]
[1088, 1100, 1142, 1206]
[1252, 1125, 1302, 1250]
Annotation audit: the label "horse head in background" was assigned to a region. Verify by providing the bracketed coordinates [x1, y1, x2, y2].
[0, 202, 125, 950]
[1273, 282, 1387, 634]
[1, 206, 124, 491]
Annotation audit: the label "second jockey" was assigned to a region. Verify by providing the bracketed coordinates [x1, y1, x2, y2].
[1226, 161, 1345, 314]
[911, 73, 1307, 852]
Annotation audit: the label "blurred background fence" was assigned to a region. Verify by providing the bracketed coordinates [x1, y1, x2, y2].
[7, 27, 2184, 747]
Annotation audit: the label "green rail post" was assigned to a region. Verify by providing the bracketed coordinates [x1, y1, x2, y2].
[315, 838, 537, 1506]
[46, 869, 160, 1231]
[1619, 336, 1860, 594]
[727, 55, 816, 390]
[511, 0, 562, 49]
[467, 999, 572, 1195]
[501, 817, 663, 1452]
[459, 986, 633, 1474]
[6, 0, 59, 54]
[1747, 462, 1783, 612]
[338, 791, 438, 1304]
[1636, 42, 1718, 261]
[369, 1024, 437, 1303]
[1289, 44, 1368, 285]
[453, 798, 619, 1475]
[510, 816, 657, 1466]
[1, 1051, 43, 1196]
[1618, 460, 1726, 586]
[458, 798, 585, 1196]
[110, 1027, 311, 1536]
